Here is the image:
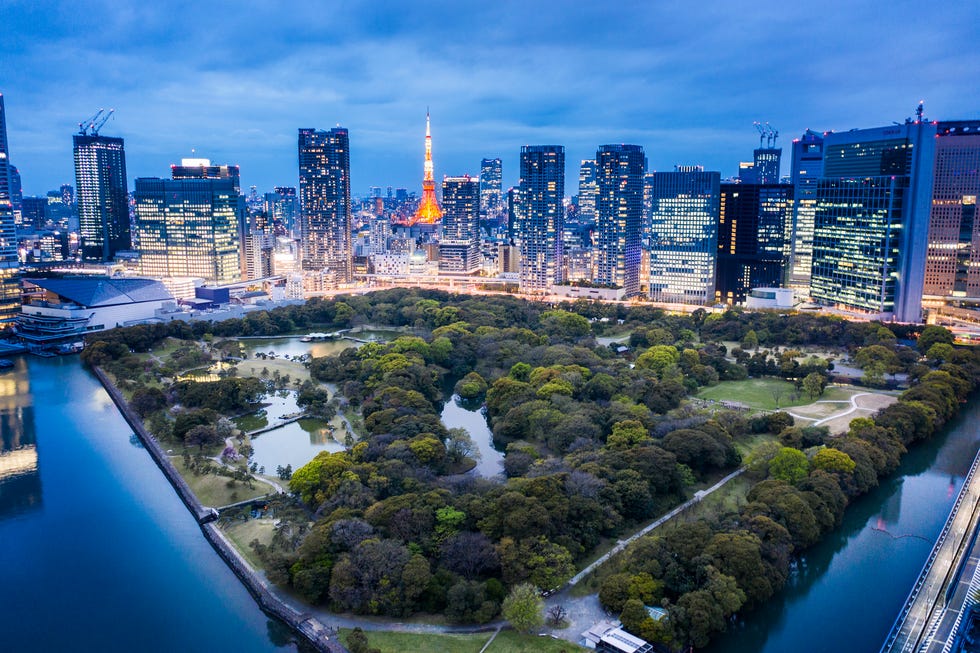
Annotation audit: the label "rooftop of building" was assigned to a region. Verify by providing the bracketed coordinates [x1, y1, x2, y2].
[24, 277, 173, 307]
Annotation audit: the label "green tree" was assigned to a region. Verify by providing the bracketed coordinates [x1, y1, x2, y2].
[917, 325, 954, 353]
[501, 582, 544, 633]
[811, 447, 856, 474]
[741, 329, 759, 350]
[607, 420, 652, 449]
[927, 343, 955, 364]
[802, 372, 827, 399]
[768, 447, 809, 484]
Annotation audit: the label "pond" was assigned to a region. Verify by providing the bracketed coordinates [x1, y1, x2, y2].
[440, 394, 505, 478]
[239, 329, 407, 360]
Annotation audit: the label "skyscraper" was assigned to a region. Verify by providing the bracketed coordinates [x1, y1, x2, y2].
[788, 130, 824, 292]
[922, 121, 980, 300]
[298, 127, 352, 283]
[74, 132, 130, 262]
[479, 158, 502, 222]
[8, 165, 22, 229]
[134, 177, 241, 283]
[753, 147, 782, 184]
[171, 158, 241, 191]
[648, 167, 720, 304]
[0, 93, 19, 325]
[518, 145, 565, 293]
[716, 183, 794, 304]
[810, 120, 935, 322]
[439, 176, 481, 273]
[595, 144, 645, 297]
[413, 112, 442, 224]
[578, 159, 598, 222]
[266, 186, 299, 236]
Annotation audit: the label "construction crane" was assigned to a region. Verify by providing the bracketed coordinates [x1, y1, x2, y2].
[90, 109, 115, 136]
[753, 121, 779, 148]
[78, 109, 105, 136]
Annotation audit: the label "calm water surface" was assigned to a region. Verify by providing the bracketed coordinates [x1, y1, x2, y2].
[0, 356, 292, 652]
[707, 399, 980, 653]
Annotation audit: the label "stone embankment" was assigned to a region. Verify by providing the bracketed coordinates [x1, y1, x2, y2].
[92, 366, 347, 653]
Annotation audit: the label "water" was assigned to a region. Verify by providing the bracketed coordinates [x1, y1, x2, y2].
[239, 330, 405, 360]
[0, 356, 293, 652]
[440, 394, 504, 478]
[707, 399, 980, 653]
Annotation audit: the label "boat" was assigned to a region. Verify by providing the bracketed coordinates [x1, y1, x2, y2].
[56, 341, 85, 355]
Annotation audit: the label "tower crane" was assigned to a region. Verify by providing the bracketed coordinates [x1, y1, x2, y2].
[78, 109, 105, 136]
[91, 109, 115, 136]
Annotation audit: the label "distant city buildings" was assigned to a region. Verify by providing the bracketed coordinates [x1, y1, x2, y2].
[74, 132, 130, 262]
[518, 145, 565, 293]
[578, 159, 598, 223]
[594, 144, 645, 297]
[479, 158, 502, 223]
[0, 93, 19, 325]
[298, 127, 352, 284]
[647, 166, 720, 304]
[439, 176, 481, 273]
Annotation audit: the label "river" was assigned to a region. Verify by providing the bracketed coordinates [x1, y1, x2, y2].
[0, 356, 293, 652]
[706, 399, 980, 653]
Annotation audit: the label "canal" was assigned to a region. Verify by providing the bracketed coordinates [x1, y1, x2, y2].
[706, 398, 980, 653]
[0, 356, 292, 652]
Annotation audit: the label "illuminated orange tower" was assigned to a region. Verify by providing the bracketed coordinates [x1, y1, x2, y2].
[414, 111, 442, 224]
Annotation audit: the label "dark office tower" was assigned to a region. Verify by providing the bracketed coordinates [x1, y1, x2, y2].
[298, 127, 352, 283]
[922, 121, 980, 300]
[716, 183, 794, 304]
[171, 158, 241, 192]
[648, 167, 720, 304]
[518, 145, 565, 293]
[754, 148, 782, 184]
[578, 159, 598, 222]
[788, 130, 824, 292]
[595, 144, 645, 297]
[506, 187, 519, 240]
[0, 93, 19, 325]
[74, 132, 129, 261]
[439, 176, 481, 273]
[479, 158, 502, 221]
[22, 197, 47, 231]
[8, 165, 21, 228]
[811, 120, 935, 322]
[266, 186, 299, 235]
[134, 177, 241, 283]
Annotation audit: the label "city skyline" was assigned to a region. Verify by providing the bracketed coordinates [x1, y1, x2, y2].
[3, 0, 979, 196]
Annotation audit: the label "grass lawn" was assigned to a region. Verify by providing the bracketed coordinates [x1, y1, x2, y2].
[697, 378, 853, 411]
[235, 358, 311, 382]
[339, 629, 586, 653]
[222, 518, 276, 567]
[170, 456, 270, 508]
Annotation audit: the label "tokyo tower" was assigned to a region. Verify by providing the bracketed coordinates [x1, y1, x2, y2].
[413, 111, 442, 224]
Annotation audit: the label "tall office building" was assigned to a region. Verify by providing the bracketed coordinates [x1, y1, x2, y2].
[578, 159, 598, 222]
[439, 176, 481, 273]
[518, 145, 565, 293]
[479, 158, 502, 222]
[8, 165, 21, 229]
[595, 144, 645, 297]
[74, 133, 129, 262]
[171, 158, 241, 191]
[753, 147, 782, 184]
[810, 120, 935, 322]
[506, 187, 520, 240]
[922, 121, 980, 300]
[298, 127, 352, 283]
[266, 186, 298, 235]
[0, 93, 19, 325]
[22, 197, 47, 231]
[135, 177, 241, 283]
[788, 130, 824, 292]
[716, 183, 794, 304]
[648, 167, 720, 304]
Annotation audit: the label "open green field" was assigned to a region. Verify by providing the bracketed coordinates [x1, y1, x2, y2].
[223, 518, 275, 567]
[170, 456, 270, 508]
[339, 629, 586, 653]
[235, 358, 310, 383]
[697, 378, 851, 411]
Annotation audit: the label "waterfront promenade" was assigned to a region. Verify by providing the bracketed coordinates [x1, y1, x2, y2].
[881, 444, 980, 652]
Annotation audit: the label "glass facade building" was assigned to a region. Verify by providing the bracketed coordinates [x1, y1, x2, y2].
[298, 127, 352, 283]
[595, 144, 645, 297]
[923, 121, 980, 299]
[439, 176, 481, 273]
[810, 123, 935, 322]
[788, 130, 824, 292]
[647, 167, 720, 304]
[134, 177, 241, 283]
[578, 159, 598, 223]
[74, 133, 130, 262]
[716, 183, 793, 304]
[0, 93, 20, 325]
[479, 158, 502, 222]
[518, 145, 565, 293]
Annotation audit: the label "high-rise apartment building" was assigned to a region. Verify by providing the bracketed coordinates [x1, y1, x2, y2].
[518, 145, 565, 293]
[0, 93, 19, 325]
[439, 176, 481, 273]
[648, 167, 720, 304]
[134, 177, 241, 283]
[74, 133, 129, 262]
[810, 121, 935, 322]
[298, 127, 352, 283]
[716, 183, 794, 304]
[922, 121, 980, 301]
[788, 130, 824, 292]
[266, 186, 298, 235]
[479, 158, 502, 222]
[578, 159, 598, 222]
[595, 144, 645, 297]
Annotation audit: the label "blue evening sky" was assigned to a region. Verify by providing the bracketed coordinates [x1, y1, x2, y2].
[2, 0, 979, 197]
